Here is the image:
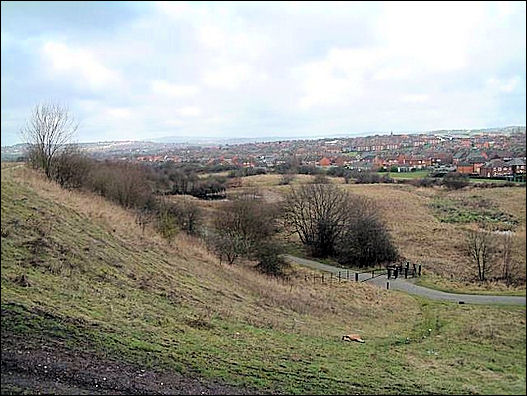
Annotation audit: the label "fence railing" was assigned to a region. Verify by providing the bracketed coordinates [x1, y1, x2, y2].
[300, 262, 422, 285]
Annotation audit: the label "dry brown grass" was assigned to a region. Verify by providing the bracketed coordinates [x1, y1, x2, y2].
[4, 165, 413, 338]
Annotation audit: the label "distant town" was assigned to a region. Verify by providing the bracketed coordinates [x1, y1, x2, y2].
[2, 126, 526, 180]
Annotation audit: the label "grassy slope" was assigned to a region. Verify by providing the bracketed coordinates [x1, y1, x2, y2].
[1, 164, 525, 394]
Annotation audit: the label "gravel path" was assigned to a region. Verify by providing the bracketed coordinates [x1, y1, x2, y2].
[284, 255, 526, 306]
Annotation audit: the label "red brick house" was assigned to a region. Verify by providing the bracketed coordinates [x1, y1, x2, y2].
[479, 159, 512, 177]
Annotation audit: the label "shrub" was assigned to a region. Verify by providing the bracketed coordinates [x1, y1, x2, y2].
[155, 199, 179, 242]
[351, 170, 394, 184]
[442, 172, 469, 190]
[172, 199, 203, 235]
[212, 196, 281, 265]
[279, 173, 295, 185]
[312, 173, 330, 184]
[50, 146, 92, 189]
[284, 184, 398, 267]
[336, 198, 398, 267]
[254, 242, 289, 276]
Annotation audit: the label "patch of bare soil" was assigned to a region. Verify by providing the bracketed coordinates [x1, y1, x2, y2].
[1, 335, 259, 395]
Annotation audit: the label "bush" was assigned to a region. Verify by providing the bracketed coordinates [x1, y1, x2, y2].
[155, 199, 179, 242]
[50, 146, 92, 189]
[171, 199, 202, 235]
[409, 177, 440, 188]
[212, 196, 281, 265]
[279, 173, 295, 185]
[352, 171, 393, 184]
[312, 173, 330, 184]
[254, 242, 289, 276]
[284, 184, 398, 267]
[336, 198, 398, 267]
[442, 172, 469, 190]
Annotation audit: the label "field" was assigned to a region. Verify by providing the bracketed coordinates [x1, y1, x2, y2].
[383, 170, 430, 179]
[213, 173, 526, 294]
[1, 164, 526, 394]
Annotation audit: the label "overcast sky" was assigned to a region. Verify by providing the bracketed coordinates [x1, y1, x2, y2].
[1, 1, 525, 146]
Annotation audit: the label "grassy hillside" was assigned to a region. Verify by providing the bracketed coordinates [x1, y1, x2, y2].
[1, 164, 526, 394]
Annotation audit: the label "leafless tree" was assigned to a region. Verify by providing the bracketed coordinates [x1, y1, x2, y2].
[466, 229, 493, 282]
[21, 102, 78, 178]
[283, 184, 352, 257]
[173, 198, 202, 235]
[497, 232, 521, 286]
[283, 184, 398, 266]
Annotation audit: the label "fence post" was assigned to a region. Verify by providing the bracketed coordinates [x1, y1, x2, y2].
[404, 267, 408, 279]
[322, 273, 325, 283]
[413, 264, 416, 277]
[338, 271, 341, 282]
[347, 270, 349, 280]
[355, 272, 358, 282]
[386, 281, 390, 290]
[418, 264, 422, 277]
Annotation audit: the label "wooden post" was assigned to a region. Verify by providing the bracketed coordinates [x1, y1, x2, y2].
[386, 281, 390, 290]
[418, 264, 422, 277]
[394, 268, 398, 279]
[330, 273, 333, 283]
[338, 271, 341, 282]
[371, 270, 375, 278]
[387, 268, 391, 279]
[347, 270, 349, 280]
[413, 264, 416, 277]
[355, 272, 359, 282]
[322, 274, 325, 283]
[404, 267, 408, 279]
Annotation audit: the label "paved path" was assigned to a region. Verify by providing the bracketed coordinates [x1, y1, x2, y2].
[284, 255, 526, 306]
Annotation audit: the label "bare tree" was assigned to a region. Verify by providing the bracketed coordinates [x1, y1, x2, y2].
[497, 232, 520, 286]
[21, 102, 78, 178]
[466, 230, 493, 282]
[283, 184, 398, 266]
[283, 184, 353, 257]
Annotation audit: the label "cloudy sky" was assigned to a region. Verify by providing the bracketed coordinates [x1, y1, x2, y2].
[1, 1, 525, 146]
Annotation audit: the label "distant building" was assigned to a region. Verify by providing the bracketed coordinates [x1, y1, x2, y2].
[319, 157, 331, 167]
[479, 159, 512, 177]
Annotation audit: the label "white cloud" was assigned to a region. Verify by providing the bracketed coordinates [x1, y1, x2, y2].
[175, 106, 201, 117]
[106, 107, 132, 118]
[294, 48, 381, 109]
[1, 2, 524, 146]
[202, 61, 253, 90]
[42, 41, 120, 90]
[401, 94, 429, 103]
[486, 77, 520, 93]
[151, 80, 200, 97]
[164, 118, 184, 127]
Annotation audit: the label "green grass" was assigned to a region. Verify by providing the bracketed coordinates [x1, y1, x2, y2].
[2, 166, 526, 394]
[429, 196, 519, 230]
[383, 170, 430, 179]
[415, 274, 527, 297]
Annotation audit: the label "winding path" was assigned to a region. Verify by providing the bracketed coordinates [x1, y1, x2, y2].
[284, 255, 526, 306]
